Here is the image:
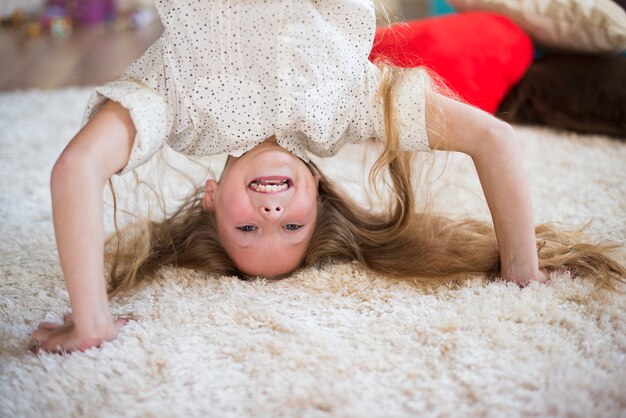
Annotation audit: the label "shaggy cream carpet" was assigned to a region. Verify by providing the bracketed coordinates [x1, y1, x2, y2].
[0, 88, 625, 418]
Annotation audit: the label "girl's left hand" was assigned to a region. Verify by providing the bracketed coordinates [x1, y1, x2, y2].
[502, 267, 549, 288]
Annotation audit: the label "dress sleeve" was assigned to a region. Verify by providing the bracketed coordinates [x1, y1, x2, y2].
[371, 66, 432, 153]
[82, 39, 174, 175]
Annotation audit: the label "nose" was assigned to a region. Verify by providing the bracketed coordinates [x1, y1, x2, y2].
[260, 203, 284, 217]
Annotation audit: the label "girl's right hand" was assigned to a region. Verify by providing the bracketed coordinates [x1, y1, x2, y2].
[31, 313, 129, 354]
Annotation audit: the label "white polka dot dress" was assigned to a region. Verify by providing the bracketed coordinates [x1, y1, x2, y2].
[83, 0, 431, 175]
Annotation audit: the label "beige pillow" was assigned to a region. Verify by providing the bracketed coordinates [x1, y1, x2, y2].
[447, 0, 626, 53]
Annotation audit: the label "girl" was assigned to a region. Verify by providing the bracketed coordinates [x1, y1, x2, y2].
[32, 0, 624, 353]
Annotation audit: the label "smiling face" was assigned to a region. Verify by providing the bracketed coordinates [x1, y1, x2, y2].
[202, 139, 320, 277]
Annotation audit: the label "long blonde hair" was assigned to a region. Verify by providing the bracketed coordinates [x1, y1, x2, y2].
[105, 64, 625, 297]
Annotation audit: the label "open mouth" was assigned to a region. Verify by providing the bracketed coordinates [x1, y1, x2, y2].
[248, 177, 293, 193]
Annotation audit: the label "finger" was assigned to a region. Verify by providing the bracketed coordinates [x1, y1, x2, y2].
[37, 321, 63, 331]
[114, 318, 130, 330]
[43, 343, 67, 354]
[41, 335, 72, 354]
[31, 328, 54, 343]
[531, 270, 549, 284]
[520, 279, 540, 288]
[63, 313, 73, 323]
[29, 341, 41, 354]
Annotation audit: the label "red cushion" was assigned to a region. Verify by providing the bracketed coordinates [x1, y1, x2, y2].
[369, 12, 534, 113]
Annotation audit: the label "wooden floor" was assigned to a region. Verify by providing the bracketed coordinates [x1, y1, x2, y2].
[0, 1, 426, 93]
[0, 20, 163, 92]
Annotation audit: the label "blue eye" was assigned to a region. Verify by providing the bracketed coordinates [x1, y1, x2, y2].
[238, 225, 257, 232]
[283, 224, 302, 231]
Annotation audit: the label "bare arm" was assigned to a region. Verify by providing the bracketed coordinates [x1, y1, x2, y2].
[425, 92, 545, 285]
[32, 100, 135, 352]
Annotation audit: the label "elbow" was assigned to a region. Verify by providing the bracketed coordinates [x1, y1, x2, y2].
[472, 119, 519, 161]
[50, 147, 104, 193]
[486, 119, 516, 148]
[50, 150, 80, 192]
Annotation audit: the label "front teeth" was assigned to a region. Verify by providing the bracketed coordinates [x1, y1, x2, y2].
[250, 182, 289, 193]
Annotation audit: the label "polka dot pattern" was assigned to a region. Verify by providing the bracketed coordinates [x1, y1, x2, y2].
[83, 0, 431, 175]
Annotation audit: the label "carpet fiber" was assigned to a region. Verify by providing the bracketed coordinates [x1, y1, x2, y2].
[0, 88, 625, 417]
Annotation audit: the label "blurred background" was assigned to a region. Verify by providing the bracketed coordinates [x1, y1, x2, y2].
[0, 0, 454, 92]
